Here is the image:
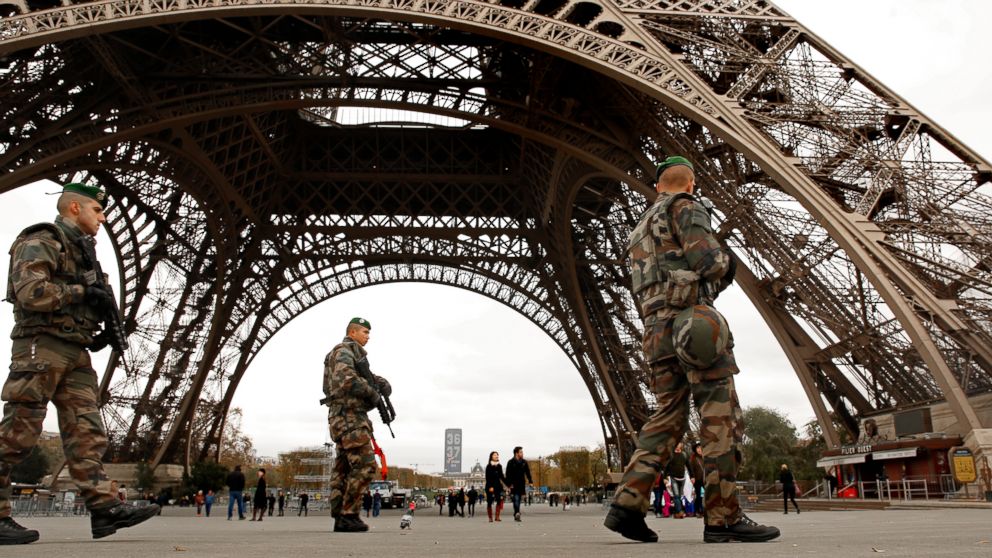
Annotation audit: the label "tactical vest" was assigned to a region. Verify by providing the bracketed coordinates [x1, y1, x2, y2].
[627, 192, 702, 316]
[6, 222, 103, 344]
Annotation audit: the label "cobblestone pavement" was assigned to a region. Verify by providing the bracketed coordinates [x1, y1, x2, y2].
[10, 503, 992, 557]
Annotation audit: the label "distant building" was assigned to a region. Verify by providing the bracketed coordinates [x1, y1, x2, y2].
[441, 461, 484, 489]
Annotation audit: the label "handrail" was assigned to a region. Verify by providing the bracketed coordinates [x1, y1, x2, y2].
[801, 483, 821, 498]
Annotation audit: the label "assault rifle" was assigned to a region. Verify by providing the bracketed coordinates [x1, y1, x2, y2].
[356, 356, 396, 438]
[76, 236, 129, 354]
[319, 356, 396, 438]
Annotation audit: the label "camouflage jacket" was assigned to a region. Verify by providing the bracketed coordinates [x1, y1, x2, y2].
[628, 192, 730, 320]
[5, 216, 103, 344]
[323, 337, 390, 441]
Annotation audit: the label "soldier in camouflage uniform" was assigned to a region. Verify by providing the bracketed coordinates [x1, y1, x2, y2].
[0, 183, 159, 545]
[324, 317, 391, 533]
[604, 157, 779, 544]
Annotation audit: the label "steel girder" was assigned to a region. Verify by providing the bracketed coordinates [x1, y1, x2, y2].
[0, 1, 990, 467]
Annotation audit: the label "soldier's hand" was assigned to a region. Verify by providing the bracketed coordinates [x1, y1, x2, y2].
[85, 286, 115, 311]
[376, 377, 392, 397]
[89, 330, 112, 352]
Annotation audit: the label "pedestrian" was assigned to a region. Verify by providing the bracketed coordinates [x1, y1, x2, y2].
[195, 490, 205, 517]
[604, 156, 779, 544]
[323, 318, 391, 533]
[362, 492, 372, 518]
[205, 490, 215, 517]
[437, 493, 444, 516]
[652, 475, 664, 518]
[227, 465, 246, 520]
[457, 488, 466, 518]
[667, 441, 688, 519]
[372, 490, 382, 517]
[298, 492, 309, 517]
[504, 446, 533, 522]
[689, 442, 704, 518]
[447, 490, 457, 517]
[0, 183, 161, 545]
[467, 486, 478, 517]
[485, 451, 507, 523]
[250, 468, 267, 522]
[824, 469, 838, 496]
[780, 464, 800, 514]
[662, 478, 673, 518]
[277, 490, 285, 516]
[266, 491, 275, 517]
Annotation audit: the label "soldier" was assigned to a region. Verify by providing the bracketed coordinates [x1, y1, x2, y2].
[604, 157, 780, 543]
[324, 317, 391, 533]
[0, 183, 159, 545]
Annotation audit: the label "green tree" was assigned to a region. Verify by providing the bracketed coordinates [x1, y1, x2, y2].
[188, 461, 230, 493]
[550, 447, 592, 488]
[218, 408, 257, 469]
[11, 446, 50, 484]
[739, 406, 798, 482]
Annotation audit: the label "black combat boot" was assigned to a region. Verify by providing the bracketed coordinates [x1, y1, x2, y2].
[703, 514, 780, 543]
[90, 502, 160, 539]
[334, 515, 369, 533]
[0, 517, 39, 545]
[603, 504, 658, 543]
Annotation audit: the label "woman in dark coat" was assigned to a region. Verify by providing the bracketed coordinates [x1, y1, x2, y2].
[780, 464, 800, 514]
[251, 468, 268, 522]
[484, 451, 507, 522]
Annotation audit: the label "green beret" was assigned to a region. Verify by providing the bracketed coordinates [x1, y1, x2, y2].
[654, 156, 694, 181]
[62, 182, 107, 205]
[349, 317, 371, 330]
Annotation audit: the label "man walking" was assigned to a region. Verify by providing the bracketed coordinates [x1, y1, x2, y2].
[324, 318, 391, 533]
[0, 183, 159, 545]
[226, 465, 246, 520]
[604, 157, 779, 543]
[298, 492, 309, 517]
[467, 486, 478, 517]
[667, 441, 688, 519]
[504, 446, 533, 522]
[372, 490, 381, 517]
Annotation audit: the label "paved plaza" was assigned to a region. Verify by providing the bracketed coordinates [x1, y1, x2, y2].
[9, 504, 992, 557]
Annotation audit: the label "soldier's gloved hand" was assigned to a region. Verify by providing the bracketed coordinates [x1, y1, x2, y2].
[85, 286, 116, 311]
[722, 248, 737, 283]
[376, 377, 392, 397]
[89, 330, 112, 352]
[713, 247, 737, 296]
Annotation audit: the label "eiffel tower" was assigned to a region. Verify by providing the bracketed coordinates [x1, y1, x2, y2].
[2, 0, 990, 470]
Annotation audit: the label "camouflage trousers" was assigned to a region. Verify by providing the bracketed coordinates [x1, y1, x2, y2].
[328, 427, 376, 518]
[614, 357, 744, 527]
[0, 335, 116, 518]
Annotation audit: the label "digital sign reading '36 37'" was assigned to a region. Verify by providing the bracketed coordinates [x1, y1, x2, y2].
[445, 428, 462, 473]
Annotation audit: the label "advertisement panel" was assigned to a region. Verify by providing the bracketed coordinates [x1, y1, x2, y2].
[445, 428, 462, 473]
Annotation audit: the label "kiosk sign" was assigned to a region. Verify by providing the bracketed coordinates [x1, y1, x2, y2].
[950, 447, 977, 484]
[444, 428, 462, 473]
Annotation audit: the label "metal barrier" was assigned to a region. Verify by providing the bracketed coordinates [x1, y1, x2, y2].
[901, 478, 929, 500]
[11, 495, 87, 517]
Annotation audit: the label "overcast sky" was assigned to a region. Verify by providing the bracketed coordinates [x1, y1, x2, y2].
[0, 1, 989, 474]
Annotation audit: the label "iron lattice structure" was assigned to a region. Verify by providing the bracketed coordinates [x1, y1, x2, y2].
[1, 0, 991, 468]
